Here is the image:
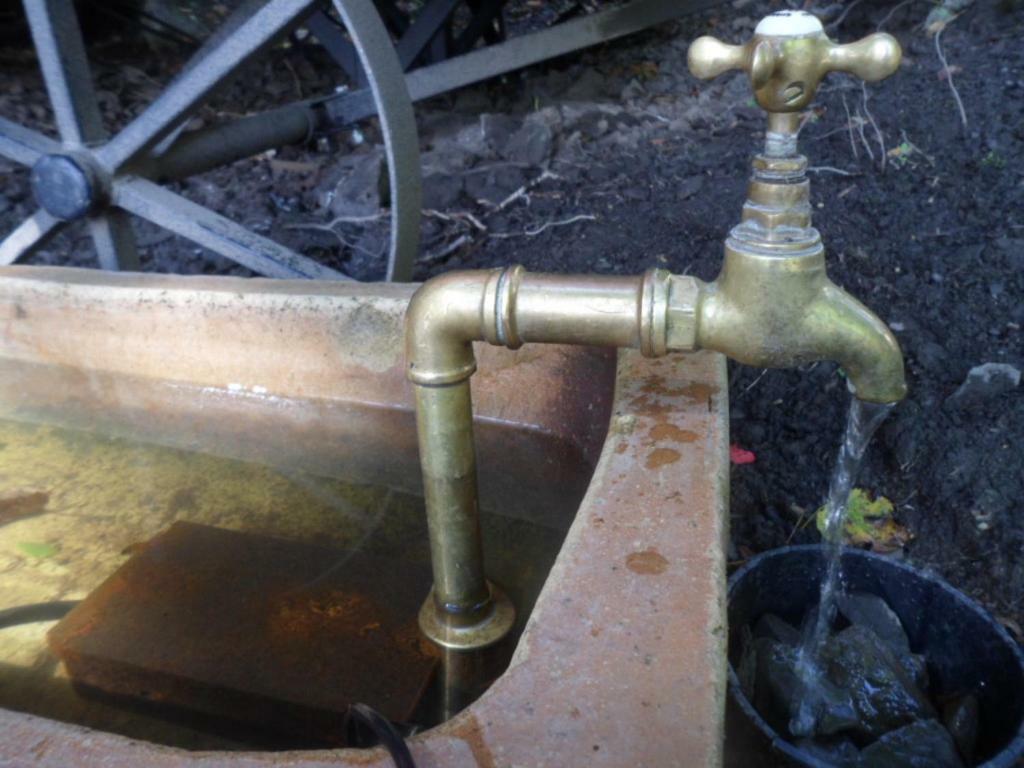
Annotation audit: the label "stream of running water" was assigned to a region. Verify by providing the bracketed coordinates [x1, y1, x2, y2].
[790, 396, 896, 736]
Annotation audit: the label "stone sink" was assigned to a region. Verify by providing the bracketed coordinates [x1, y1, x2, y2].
[0, 266, 728, 767]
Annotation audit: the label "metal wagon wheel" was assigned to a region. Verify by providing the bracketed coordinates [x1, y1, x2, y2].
[0, 0, 422, 281]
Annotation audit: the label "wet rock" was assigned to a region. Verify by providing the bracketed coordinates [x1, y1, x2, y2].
[502, 118, 553, 166]
[795, 737, 861, 768]
[753, 613, 800, 646]
[945, 363, 1021, 410]
[943, 694, 979, 764]
[753, 639, 858, 737]
[836, 592, 927, 686]
[822, 625, 935, 739]
[859, 719, 965, 768]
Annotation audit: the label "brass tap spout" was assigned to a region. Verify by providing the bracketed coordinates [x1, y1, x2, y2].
[697, 245, 906, 405]
[406, 10, 908, 653]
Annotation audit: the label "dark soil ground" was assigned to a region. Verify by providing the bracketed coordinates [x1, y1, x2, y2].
[1, 1, 1022, 632]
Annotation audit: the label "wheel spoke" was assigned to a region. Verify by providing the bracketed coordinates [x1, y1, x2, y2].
[97, 0, 318, 172]
[306, 11, 367, 87]
[394, 0, 461, 69]
[0, 116, 60, 168]
[0, 210, 64, 266]
[89, 212, 140, 271]
[112, 178, 348, 281]
[22, 0, 106, 145]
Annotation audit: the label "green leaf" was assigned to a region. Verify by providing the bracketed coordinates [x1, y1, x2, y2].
[16, 541, 58, 559]
[816, 488, 906, 552]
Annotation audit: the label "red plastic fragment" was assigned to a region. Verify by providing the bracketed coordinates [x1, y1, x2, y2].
[729, 445, 756, 465]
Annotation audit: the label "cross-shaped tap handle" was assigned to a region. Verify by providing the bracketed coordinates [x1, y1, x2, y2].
[687, 11, 901, 113]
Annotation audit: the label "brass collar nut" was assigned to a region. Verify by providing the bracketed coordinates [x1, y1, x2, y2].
[641, 269, 700, 356]
[666, 274, 700, 353]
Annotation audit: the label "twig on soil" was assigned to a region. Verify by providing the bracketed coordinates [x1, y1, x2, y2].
[898, 130, 937, 167]
[827, 0, 862, 30]
[489, 214, 597, 239]
[284, 216, 387, 259]
[420, 234, 473, 265]
[424, 209, 488, 232]
[282, 57, 304, 100]
[856, 114, 875, 164]
[841, 95, 859, 160]
[861, 82, 887, 171]
[808, 166, 861, 176]
[286, 212, 388, 230]
[739, 369, 769, 398]
[488, 169, 561, 213]
[934, 25, 969, 133]
[875, 0, 921, 30]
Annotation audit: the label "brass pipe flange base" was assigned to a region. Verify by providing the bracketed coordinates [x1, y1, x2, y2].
[418, 582, 516, 651]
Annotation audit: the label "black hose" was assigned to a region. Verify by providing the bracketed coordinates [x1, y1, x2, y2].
[348, 703, 417, 768]
[0, 601, 79, 630]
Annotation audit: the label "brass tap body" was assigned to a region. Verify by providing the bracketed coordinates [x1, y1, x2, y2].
[406, 10, 907, 652]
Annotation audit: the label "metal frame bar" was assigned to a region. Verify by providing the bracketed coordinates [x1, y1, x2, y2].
[324, 0, 721, 125]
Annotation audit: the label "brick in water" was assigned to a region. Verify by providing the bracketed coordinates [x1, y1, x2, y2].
[48, 522, 439, 744]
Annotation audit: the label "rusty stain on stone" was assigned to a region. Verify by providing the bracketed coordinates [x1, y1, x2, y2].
[645, 447, 681, 469]
[648, 423, 698, 443]
[451, 714, 497, 768]
[626, 549, 669, 575]
[678, 382, 717, 403]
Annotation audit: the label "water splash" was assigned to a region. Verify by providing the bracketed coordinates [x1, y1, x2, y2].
[790, 395, 895, 737]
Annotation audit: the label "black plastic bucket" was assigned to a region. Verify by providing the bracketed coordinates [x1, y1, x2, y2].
[726, 545, 1024, 767]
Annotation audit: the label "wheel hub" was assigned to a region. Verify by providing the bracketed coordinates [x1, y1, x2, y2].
[30, 152, 106, 221]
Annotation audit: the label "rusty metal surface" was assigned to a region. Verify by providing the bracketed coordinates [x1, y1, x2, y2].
[48, 522, 439, 744]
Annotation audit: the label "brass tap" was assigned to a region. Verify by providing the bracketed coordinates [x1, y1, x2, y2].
[687, 9, 906, 406]
[407, 11, 907, 652]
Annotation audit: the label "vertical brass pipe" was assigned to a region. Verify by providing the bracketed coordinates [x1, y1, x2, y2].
[415, 380, 489, 616]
